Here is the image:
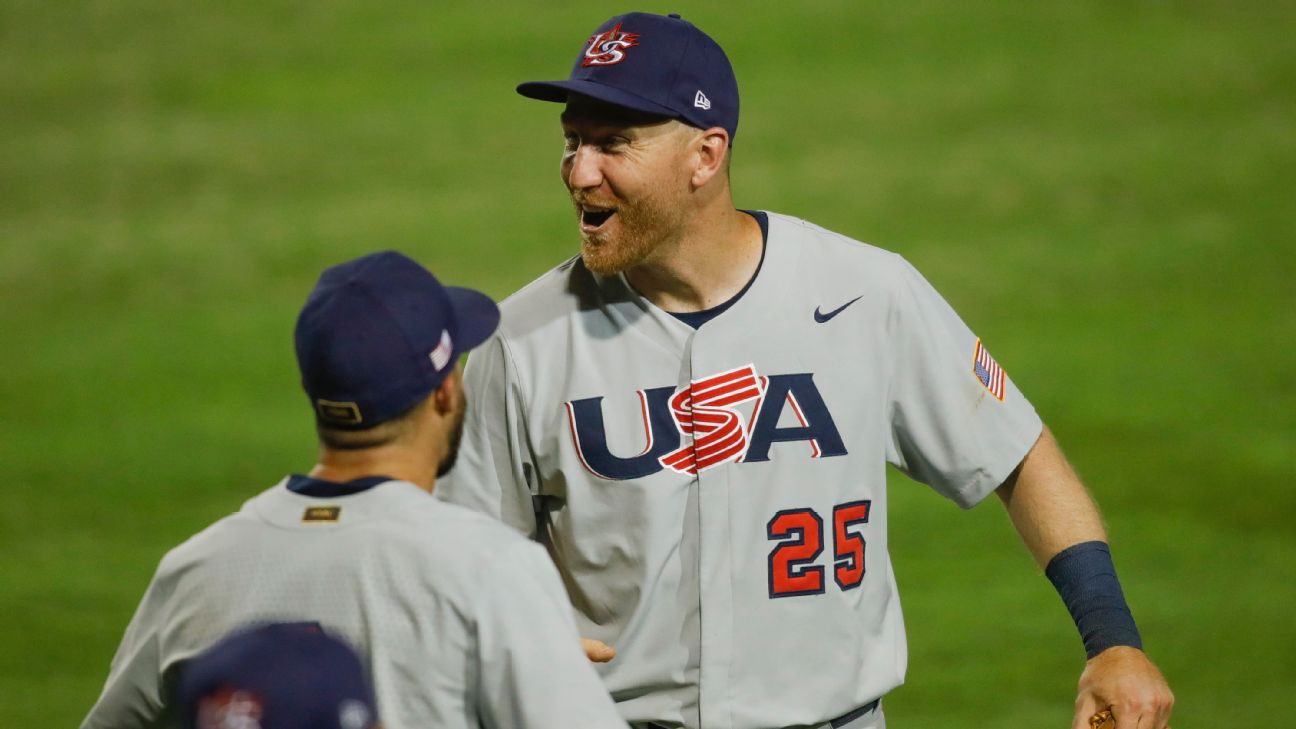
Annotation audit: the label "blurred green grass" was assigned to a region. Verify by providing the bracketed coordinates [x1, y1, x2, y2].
[2, 1, 1293, 726]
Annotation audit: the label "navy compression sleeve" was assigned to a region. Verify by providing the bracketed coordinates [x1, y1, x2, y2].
[1045, 540, 1143, 659]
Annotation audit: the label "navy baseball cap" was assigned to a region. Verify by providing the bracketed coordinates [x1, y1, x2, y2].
[517, 12, 740, 142]
[178, 623, 378, 729]
[295, 250, 499, 429]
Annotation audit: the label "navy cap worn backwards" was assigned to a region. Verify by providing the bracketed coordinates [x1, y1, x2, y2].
[178, 623, 378, 729]
[518, 12, 740, 142]
[295, 250, 499, 429]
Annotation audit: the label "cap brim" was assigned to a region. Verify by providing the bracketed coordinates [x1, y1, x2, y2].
[516, 79, 678, 119]
[444, 286, 500, 353]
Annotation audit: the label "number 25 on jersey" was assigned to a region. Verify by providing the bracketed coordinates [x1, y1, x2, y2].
[767, 500, 871, 599]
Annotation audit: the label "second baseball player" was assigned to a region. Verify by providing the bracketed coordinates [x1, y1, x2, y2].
[437, 11, 1174, 729]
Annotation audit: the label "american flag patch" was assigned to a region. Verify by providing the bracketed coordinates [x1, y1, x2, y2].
[972, 339, 1006, 401]
[429, 329, 453, 371]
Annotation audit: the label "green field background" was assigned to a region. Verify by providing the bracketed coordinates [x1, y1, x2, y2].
[3, 1, 1293, 726]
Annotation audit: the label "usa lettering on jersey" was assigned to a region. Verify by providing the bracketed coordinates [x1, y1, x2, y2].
[660, 364, 764, 474]
[564, 364, 848, 480]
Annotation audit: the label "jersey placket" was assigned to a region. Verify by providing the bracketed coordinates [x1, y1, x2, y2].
[689, 331, 740, 729]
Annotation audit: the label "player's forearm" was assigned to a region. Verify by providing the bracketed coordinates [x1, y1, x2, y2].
[995, 425, 1107, 568]
[998, 425, 1146, 660]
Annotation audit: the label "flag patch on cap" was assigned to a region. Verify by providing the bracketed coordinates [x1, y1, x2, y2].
[429, 330, 452, 371]
[972, 339, 1006, 401]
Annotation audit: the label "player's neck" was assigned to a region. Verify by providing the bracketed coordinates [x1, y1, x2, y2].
[309, 443, 441, 494]
[624, 204, 762, 314]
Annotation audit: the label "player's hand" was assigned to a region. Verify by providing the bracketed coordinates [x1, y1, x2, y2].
[581, 638, 616, 663]
[1072, 646, 1173, 729]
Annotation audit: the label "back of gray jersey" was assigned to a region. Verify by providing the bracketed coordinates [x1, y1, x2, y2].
[82, 479, 625, 729]
[437, 212, 1043, 729]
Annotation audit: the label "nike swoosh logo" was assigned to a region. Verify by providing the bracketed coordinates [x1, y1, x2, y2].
[814, 296, 862, 323]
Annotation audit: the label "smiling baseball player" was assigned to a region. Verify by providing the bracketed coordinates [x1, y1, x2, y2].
[435, 11, 1174, 729]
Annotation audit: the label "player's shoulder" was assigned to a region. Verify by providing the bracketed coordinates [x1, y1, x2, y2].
[157, 481, 538, 576]
[274, 478, 542, 556]
[152, 500, 262, 580]
[767, 211, 904, 265]
[764, 210, 920, 292]
[385, 494, 557, 591]
[329, 484, 547, 574]
[394, 491, 536, 549]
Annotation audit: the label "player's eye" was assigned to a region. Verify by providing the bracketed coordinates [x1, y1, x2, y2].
[562, 133, 579, 152]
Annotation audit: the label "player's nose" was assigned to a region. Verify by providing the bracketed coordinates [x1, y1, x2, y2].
[563, 145, 604, 191]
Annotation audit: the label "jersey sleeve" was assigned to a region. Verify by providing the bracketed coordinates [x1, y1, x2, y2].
[885, 255, 1043, 507]
[474, 540, 627, 729]
[437, 334, 540, 538]
[81, 558, 175, 729]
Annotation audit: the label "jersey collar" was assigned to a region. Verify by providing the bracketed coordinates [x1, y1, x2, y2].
[285, 474, 395, 498]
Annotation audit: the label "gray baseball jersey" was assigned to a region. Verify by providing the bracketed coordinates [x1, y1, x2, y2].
[437, 211, 1043, 729]
[82, 478, 626, 729]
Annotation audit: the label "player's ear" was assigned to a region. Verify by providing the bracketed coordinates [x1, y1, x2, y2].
[432, 365, 462, 416]
[690, 127, 729, 189]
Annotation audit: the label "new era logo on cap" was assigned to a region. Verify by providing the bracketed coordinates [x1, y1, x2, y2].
[338, 701, 374, 729]
[694, 90, 711, 110]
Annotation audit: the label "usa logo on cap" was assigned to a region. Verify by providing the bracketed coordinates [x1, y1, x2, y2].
[582, 23, 639, 66]
[197, 689, 264, 729]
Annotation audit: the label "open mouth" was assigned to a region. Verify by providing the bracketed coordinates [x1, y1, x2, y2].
[580, 206, 616, 230]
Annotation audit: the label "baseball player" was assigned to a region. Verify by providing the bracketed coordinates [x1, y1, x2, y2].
[435, 12, 1175, 729]
[82, 251, 626, 729]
